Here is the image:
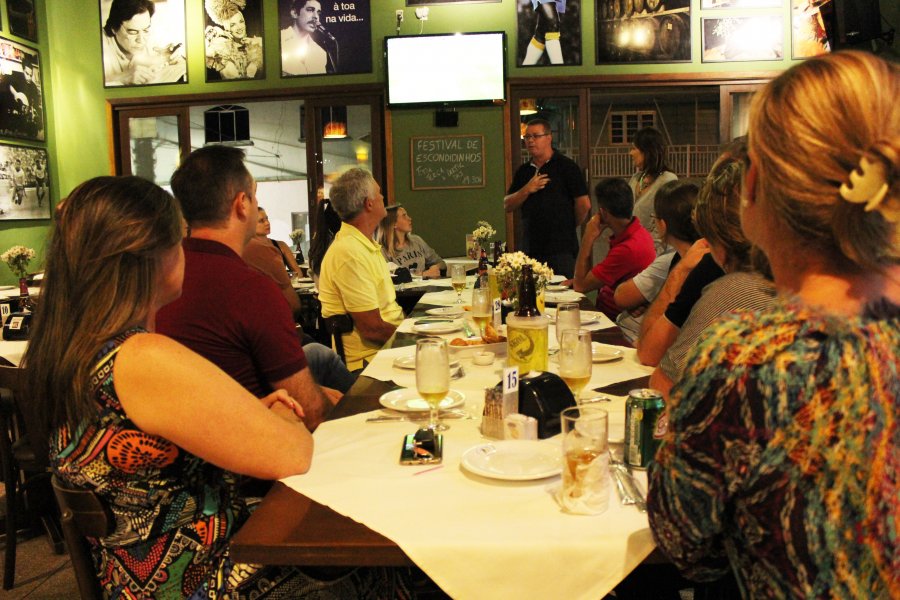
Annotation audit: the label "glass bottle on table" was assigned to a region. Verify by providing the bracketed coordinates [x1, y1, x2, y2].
[416, 338, 451, 431]
[492, 240, 503, 266]
[558, 329, 593, 402]
[506, 264, 549, 375]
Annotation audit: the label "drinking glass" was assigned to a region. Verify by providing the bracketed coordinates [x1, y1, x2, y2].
[450, 264, 467, 304]
[555, 302, 581, 344]
[558, 329, 592, 401]
[416, 338, 451, 431]
[471, 288, 492, 336]
[559, 405, 609, 515]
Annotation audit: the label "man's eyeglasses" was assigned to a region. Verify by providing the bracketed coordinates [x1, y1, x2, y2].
[522, 133, 550, 141]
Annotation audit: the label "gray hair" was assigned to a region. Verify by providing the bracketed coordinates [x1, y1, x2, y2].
[329, 168, 375, 222]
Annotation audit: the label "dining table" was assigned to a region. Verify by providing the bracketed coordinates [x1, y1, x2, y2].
[231, 280, 657, 600]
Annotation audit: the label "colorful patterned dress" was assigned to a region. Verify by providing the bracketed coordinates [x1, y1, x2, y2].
[50, 329, 403, 599]
[647, 297, 899, 598]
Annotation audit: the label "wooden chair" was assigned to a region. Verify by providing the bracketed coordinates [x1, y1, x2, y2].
[51, 475, 112, 600]
[0, 364, 61, 590]
[322, 314, 353, 365]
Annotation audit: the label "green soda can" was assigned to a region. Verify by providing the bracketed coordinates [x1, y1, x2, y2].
[624, 388, 667, 469]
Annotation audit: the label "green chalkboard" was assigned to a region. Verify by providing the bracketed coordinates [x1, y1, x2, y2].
[410, 134, 485, 190]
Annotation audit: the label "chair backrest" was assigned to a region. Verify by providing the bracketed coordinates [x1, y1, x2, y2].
[0, 365, 47, 470]
[51, 474, 113, 600]
[323, 314, 353, 364]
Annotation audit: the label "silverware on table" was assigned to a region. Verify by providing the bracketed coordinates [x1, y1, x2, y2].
[609, 451, 647, 512]
[366, 410, 470, 423]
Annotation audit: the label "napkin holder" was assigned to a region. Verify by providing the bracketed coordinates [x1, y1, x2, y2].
[518, 372, 576, 439]
[391, 267, 412, 284]
[2, 312, 32, 340]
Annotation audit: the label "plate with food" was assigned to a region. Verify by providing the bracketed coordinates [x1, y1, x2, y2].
[448, 323, 507, 357]
[460, 440, 562, 481]
[378, 388, 465, 412]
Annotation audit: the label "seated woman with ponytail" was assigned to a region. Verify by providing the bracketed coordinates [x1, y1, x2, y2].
[647, 51, 899, 598]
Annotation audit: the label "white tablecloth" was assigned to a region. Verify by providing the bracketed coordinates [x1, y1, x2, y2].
[281, 327, 656, 599]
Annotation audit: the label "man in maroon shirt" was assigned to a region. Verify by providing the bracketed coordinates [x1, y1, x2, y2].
[573, 177, 656, 320]
[157, 145, 335, 430]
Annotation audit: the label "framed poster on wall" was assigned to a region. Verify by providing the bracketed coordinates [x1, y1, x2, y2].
[99, 0, 187, 87]
[279, 0, 372, 77]
[0, 37, 44, 141]
[0, 144, 50, 220]
[517, 0, 582, 66]
[204, 0, 265, 81]
[8, 0, 38, 42]
[791, 0, 831, 58]
[702, 16, 783, 62]
[596, 0, 691, 64]
[407, 0, 501, 4]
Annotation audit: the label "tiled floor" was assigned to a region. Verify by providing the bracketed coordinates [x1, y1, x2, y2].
[2, 531, 78, 599]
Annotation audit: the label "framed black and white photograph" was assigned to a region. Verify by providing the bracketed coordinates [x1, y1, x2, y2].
[702, 16, 783, 62]
[0, 38, 44, 141]
[791, 0, 831, 58]
[517, 0, 582, 67]
[279, 0, 372, 77]
[8, 0, 37, 42]
[596, 0, 691, 64]
[99, 0, 187, 87]
[0, 145, 50, 220]
[204, 0, 264, 81]
[700, 0, 781, 9]
[407, 0, 501, 4]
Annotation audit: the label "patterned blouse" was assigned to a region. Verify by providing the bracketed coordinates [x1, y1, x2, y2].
[52, 329, 267, 599]
[647, 297, 899, 598]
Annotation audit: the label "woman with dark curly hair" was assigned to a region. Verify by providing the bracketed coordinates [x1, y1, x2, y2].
[628, 126, 678, 253]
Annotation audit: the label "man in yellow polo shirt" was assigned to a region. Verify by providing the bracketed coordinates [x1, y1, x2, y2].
[318, 168, 404, 370]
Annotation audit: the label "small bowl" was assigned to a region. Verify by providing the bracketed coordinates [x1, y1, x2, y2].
[473, 351, 495, 366]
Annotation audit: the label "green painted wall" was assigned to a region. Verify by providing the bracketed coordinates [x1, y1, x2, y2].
[3, 0, 893, 282]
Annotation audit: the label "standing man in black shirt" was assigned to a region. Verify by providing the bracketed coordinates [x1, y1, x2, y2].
[504, 118, 590, 278]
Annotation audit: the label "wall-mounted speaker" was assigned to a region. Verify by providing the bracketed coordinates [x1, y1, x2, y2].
[434, 109, 459, 128]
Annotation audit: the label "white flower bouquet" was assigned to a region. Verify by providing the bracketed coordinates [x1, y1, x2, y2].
[289, 229, 305, 247]
[1, 245, 35, 280]
[493, 251, 554, 307]
[471, 221, 496, 247]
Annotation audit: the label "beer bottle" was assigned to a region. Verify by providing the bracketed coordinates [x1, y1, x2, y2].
[477, 248, 489, 278]
[506, 264, 549, 374]
[515, 264, 540, 317]
[492, 240, 502, 266]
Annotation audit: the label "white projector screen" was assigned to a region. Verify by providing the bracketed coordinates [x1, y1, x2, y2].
[385, 32, 506, 107]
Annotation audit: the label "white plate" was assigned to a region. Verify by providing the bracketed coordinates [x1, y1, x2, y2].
[460, 440, 562, 481]
[547, 310, 601, 325]
[378, 388, 465, 412]
[546, 284, 568, 292]
[293, 281, 315, 289]
[412, 321, 462, 334]
[544, 291, 583, 304]
[426, 306, 465, 317]
[592, 343, 625, 363]
[296, 277, 313, 283]
[0, 285, 14, 291]
[448, 340, 507, 359]
[392, 355, 461, 370]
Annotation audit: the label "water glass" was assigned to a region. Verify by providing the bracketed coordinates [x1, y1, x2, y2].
[416, 338, 451, 431]
[559, 406, 609, 515]
[555, 302, 581, 344]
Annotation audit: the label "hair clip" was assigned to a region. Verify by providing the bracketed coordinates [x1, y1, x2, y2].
[839, 156, 889, 214]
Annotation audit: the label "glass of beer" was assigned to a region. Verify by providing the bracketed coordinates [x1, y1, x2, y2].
[558, 329, 593, 401]
[471, 288, 492, 337]
[555, 302, 581, 344]
[450, 264, 467, 304]
[416, 338, 451, 431]
[559, 405, 609, 515]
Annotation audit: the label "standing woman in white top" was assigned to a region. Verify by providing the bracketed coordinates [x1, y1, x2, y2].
[629, 127, 678, 253]
[279, 0, 331, 75]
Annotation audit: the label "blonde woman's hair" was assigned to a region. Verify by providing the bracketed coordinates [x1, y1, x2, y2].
[748, 50, 899, 272]
[23, 176, 183, 435]
[380, 207, 402, 259]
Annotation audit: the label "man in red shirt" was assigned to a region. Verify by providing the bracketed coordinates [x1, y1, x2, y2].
[573, 177, 656, 319]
